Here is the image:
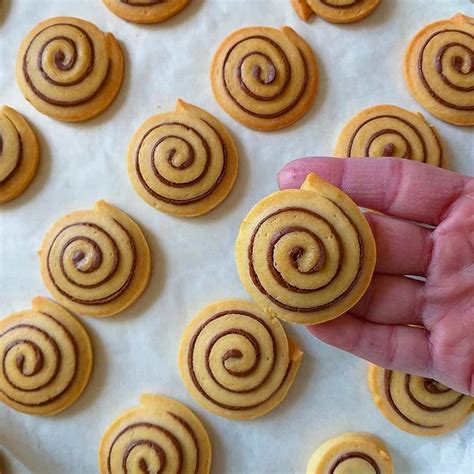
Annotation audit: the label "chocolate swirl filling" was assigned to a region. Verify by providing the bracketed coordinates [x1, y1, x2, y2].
[22, 23, 111, 107]
[383, 370, 466, 428]
[121, 0, 166, 4]
[46, 220, 136, 305]
[187, 310, 292, 411]
[345, 115, 442, 162]
[222, 35, 309, 118]
[329, 452, 380, 474]
[134, 120, 227, 205]
[247, 206, 363, 313]
[321, 0, 359, 8]
[107, 414, 201, 474]
[418, 29, 474, 111]
[0, 314, 78, 407]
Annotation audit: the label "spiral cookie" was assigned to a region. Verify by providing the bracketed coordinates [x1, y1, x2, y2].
[334, 105, 445, 167]
[236, 173, 376, 325]
[102, 0, 189, 24]
[404, 14, 474, 126]
[306, 433, 393, 474]
[128, 99, 238, 217]
[99, 394, 211, 474]
[368, 365, 473, 436]
[16, 17, 123, 122]
[39, 201, 151, 318]
[211, 26, 318, 131]
[0, 297, 92, 415]
[179, 299, 302, 420]
[0, 106, 40, 204]
[294, 0, 380, 24]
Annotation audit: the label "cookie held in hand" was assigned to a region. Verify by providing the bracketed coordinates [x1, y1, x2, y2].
[404, 13, 474, 126]
[0, 297, 92, 415]
[99, 394, 211, 474]
[0, 106, 40, 204]
[39, 201, 151, 318]
[127, 99, 238, 217]
[236, 173, 376, 325]
[306, 432, 393, 474]
[102, 0, 190, 24]
[179, 299, 302, 419]
[333, 104, 445, 167]
[211, 26, 318, 131]
[17, 17, 123, 122]
[368, 364, 474, 436]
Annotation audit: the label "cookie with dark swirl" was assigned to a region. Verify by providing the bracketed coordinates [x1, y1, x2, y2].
[102, 0, 189, 24]
[179, 299, 302, 419]
[211, 26, 318, 131]
[293, 0, 380, 24]
[306, 432, 393, 474]
[128, 99, 238, 217]
[0, 297, 92, 415]
[368, 364, 473, 436]
[39, 201, 151, 318]
[334, 105, 445, 167]
[236, 173, 376, 325]
[0, 106, 40, 204]
[99, 393, 211, 474]
[16, 17, 123, 122]
[404, 13, 474, 126]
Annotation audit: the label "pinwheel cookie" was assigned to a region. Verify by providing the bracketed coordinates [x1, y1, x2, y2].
[404, 14, 474, 126]
[334, 105, 445, 167]
[99, 394, 211, 474]
[211, 26, 318, 131]
[306, 433, 393, 474]
[236, 173, 376, 325]
[128, 99, 238, 217]
[292, 0, 380, 24]
[17, 17, 123, 122]
[39, 201, 151, 318]
[179, 299, 303, 419]
[0, 106, 40, 204]
[102, 0, 189, 24]
[368, 365, 473, 436]
[0, 297, 92, 415]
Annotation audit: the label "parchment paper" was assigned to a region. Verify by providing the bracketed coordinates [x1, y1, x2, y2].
[0, 1, 473, 473]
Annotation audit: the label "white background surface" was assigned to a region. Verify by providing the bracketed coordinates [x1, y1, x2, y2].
[0, 0, 473, 473]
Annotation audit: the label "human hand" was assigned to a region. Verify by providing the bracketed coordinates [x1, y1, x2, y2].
[278, 157, 474, 396]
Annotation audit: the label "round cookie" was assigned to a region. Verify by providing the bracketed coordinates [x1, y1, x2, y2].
[404, 13, 474, 126]
[236, 173, 376, 325]
[306, 432, 393, 474]
[179, 299, 303, 420]
[0, 297, 92, 415]
[127, 99, 238, 217]
[102, 0, 189, 24]
[16, 16, 124, 122]
[304, 0, 380, 24]
[0, 106, 40, 204]
[39, 200, 151, 318]
[211, 26, 319, 131]
[334, 105, 445, 167]
[368, 364, 473, 436]
[99, 393, 211, 474]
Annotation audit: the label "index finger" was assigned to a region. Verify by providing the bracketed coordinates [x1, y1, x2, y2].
[278, 157, 469, 225]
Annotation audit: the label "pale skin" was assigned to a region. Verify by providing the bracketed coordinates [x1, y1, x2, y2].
[278, 157, 474, 396]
